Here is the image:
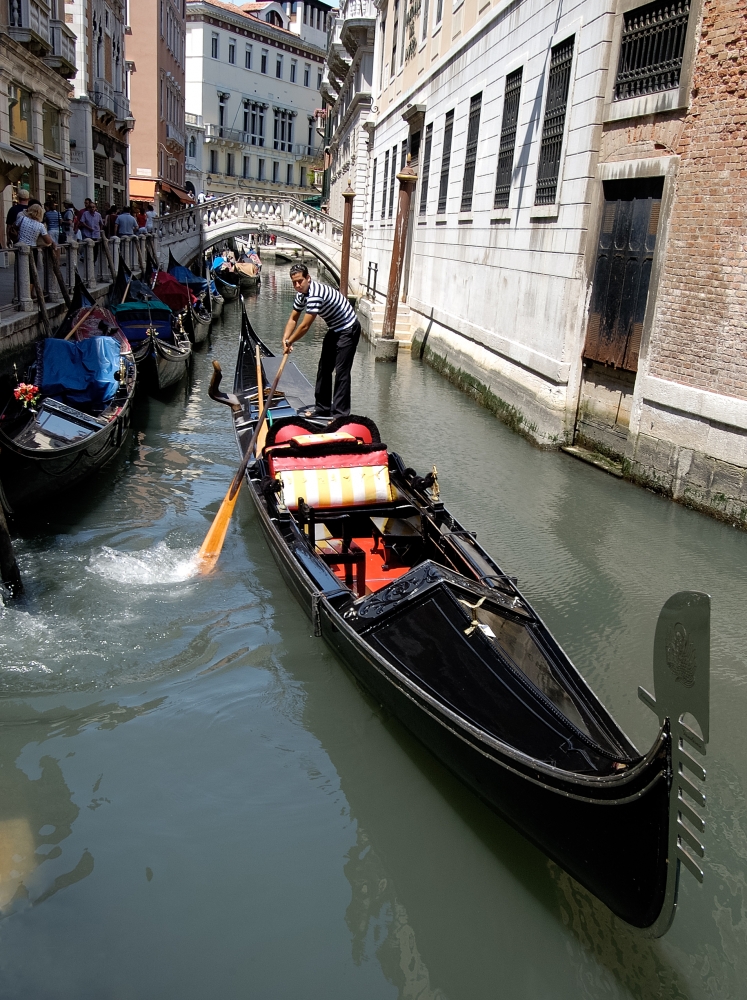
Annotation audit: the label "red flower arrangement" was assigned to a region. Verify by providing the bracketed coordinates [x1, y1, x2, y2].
[14, 383, 41, 409]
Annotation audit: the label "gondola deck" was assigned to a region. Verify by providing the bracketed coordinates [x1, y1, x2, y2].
[214, 307, 711, 936]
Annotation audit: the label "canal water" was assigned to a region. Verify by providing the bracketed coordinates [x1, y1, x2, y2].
[0, 262, 746, 999]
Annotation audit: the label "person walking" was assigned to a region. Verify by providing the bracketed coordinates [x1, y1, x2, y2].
[144, 204, 156, 233]
[5, 188, 29, 245]
[105, 204, 119, 238]
[43, 200, 62, 243]
[78, 201, 103, 241]
[61, 201, 76, 243]
[115, 205, 138, 237]
[281, 264, 361, 417]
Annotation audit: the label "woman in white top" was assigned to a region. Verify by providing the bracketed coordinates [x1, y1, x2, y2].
[17, 204, 58, 256]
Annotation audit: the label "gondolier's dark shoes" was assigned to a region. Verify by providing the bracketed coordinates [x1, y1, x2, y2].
[298, 406, 330, 418]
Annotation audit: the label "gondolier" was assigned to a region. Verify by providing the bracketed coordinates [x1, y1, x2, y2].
[282, 264, 360, 417]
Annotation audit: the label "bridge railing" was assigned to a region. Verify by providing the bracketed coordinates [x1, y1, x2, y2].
[154, 190, 363, 264]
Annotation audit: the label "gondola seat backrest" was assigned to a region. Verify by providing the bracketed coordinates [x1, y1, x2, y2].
[267, 432, 392, 509]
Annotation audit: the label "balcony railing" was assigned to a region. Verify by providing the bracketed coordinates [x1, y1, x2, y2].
[45, 18, 76, 77]
[185, 113, 204, 127]
[7, 0, 52, 53]
[166, 123, 186, 149]
[92, 85, 131, 123]
[339, 0, 376, 21]
[205, 123, 319, 158]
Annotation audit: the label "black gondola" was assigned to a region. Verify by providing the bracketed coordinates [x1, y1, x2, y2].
[111, 259, 191, 393]
[168, 251, 211, 345]
[209, 309, 711, 936]
[212, 268, 240, 301]
[0, 280, 137, 513]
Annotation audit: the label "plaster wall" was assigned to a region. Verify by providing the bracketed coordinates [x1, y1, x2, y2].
[364, 0, 616, 444]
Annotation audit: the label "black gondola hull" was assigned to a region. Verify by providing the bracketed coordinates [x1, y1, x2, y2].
[244, 477, 671, 929]
[0, 388, 134, 512]
[224, 311, 707, 935]
[213, 272, 239, 300]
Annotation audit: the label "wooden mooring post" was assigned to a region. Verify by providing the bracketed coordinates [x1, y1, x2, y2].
[339, 182, 356, 298]
[0, 506, 23, 598]
[375, 157, 418, 363]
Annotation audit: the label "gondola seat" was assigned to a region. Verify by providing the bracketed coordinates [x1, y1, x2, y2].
[267, 434, 393, 510]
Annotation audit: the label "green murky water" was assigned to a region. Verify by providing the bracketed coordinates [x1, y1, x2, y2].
[0, 262, 745, 999]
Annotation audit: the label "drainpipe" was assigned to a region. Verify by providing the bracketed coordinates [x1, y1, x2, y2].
[375, 158, 418, 363]
[339, 181, 356, 298]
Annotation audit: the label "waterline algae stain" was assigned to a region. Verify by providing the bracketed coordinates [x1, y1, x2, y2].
[0, 268, 745, 998]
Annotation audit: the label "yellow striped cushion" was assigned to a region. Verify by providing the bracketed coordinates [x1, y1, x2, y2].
[277, 465, 393, 509]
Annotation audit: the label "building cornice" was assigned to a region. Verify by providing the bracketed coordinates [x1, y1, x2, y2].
[187, 2, 327, 61]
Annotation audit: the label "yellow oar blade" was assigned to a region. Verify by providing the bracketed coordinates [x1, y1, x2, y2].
[196, 483, 241, 575]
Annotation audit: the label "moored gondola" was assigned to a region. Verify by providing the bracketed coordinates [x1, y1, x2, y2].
[210, 280, 224, 320]
[168, 251, 211, 345]
[111, 259, 191, 393]
[0, 282, 137, 513]
[208, 308, 711, 936]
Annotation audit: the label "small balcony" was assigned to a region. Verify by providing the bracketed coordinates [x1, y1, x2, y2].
[44, 18, 77, 79]
[205, 123, 250, 145]
[166, 122, 186, 151]
[339, 0, 376, 58]
[7, 0, 52, 56]
[92, 83, 131, 126]
[185, 113, 204, 128]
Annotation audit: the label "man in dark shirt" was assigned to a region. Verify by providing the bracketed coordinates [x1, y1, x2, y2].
[282, 264, 361, 417]
[5, 188, 29, 242]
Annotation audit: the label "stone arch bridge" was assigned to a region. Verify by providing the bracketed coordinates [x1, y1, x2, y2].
[154, 190, 363, 283]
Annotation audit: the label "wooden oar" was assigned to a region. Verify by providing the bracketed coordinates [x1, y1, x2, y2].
[64, 305, 96, 340]
[197, 350, 290, 574]
[255, 345, 269, 455]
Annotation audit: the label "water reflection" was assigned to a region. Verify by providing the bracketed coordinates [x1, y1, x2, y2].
[345, 824, 446, 1000]
[0, 698, 162, 914]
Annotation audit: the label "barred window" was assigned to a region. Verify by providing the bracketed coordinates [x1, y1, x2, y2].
[419, 123, 433, 216]
[388, 145, 397, 218]
[614, 0, 690, 102]
[460, 93, 482, 213]
[494, 68, 522, 209]
[381, 150, 389, 219]
[437, 109, 454, 214]
[113, 162, 125, 186]
[535, 36, 574, 207]
[371, 158, 377, 221]
[94, 154, 107, 181]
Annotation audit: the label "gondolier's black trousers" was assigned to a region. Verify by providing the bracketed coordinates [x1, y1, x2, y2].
[315, 319, 361, 417]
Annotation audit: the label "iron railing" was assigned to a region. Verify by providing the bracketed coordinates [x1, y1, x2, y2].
[614, 0, 691, 101]
[419, 124, 432, 216]
[535, 36, 574, 206]
[437, 110, 454, 214]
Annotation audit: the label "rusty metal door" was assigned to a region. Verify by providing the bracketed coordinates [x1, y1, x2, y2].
[583, 177, 663, 372]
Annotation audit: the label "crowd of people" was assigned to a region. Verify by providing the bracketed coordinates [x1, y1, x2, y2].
[4, 189, 158, 249]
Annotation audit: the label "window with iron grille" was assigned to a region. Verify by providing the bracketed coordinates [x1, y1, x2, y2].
[419, 123, 432, 216]
[614, 0, 690, 101]
[388, 145, 397, 218]
[460, 93, 482, 213]
[401, 140, 407, 170]
[494, 68, 522, 209]
[535, 36, 574, 207]
[381, 150, 389, 219]
[113, 162, 125, 186]
[437, 110, 454, 214]
[94, 154, 108, 181]
[371, 158, 377, 221]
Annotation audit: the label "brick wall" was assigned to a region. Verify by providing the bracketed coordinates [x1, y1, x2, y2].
[645, 0, 747, 398]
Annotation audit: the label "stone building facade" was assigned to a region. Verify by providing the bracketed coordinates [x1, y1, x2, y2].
[68, 0, 133, 210]
[354, 0, 747, 524]
[0, 0, 76, 242]
[185, 0, 328, 200]
[127, 0, 190, 212]
[320, 0, 376, 224]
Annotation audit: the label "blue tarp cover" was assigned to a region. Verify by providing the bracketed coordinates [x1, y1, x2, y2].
[41, 337, 120, 407]
[211, 257, 226, 269]
[169, 265, 208, 292]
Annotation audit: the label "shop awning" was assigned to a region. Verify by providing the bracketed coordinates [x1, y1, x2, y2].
[129, 178, 156, 198]
[0, 142, 32, 184]
[161, 181, 193, 204]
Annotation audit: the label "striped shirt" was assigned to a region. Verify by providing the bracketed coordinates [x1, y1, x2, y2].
[294, 279, 356, 333]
